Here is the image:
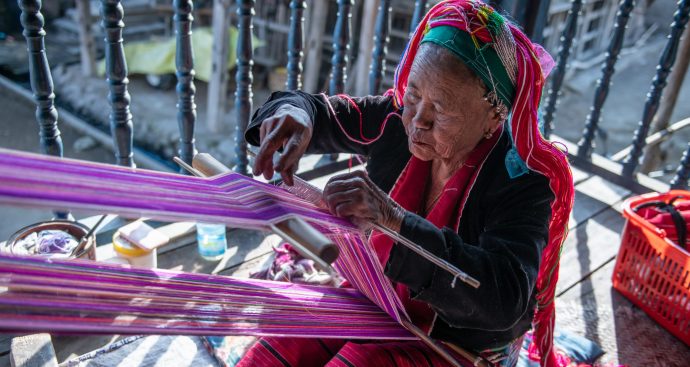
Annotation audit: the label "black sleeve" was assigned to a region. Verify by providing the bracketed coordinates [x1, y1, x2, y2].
[245, 90, 401, 156]
[384, 172, 554, 331]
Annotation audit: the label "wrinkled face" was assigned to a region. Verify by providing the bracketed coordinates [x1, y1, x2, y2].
[402, 44, 500, 163]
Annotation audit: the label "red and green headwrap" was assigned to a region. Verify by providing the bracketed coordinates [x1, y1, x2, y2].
[393, 1, 574, 366]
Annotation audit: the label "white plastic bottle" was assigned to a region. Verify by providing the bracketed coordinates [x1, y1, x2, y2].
[196, 223, 227, 260]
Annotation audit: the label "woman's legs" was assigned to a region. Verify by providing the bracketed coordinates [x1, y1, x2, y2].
[236, 337, 347, 367]
[325, 340, 471, 367]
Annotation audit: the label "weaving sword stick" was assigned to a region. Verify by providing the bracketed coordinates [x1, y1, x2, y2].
[189, 153, 340, 269]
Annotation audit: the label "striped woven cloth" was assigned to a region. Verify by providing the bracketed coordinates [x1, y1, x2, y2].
[0, 148, 409, 339]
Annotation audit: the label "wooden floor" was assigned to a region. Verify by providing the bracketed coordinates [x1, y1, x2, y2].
[554, 167, 690, 366]
[3, 164, 690, 366]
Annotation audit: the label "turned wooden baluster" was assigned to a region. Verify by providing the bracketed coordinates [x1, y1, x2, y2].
[100, 0, 134, 167]
[234, 0, 255, 175]
[671, 143, 690, 190]
[329, 0, 353, 95]
[287, 0, 306, 90]
[326, 0, 353, 162]
[622, 0, 690, 178]
[542, 0, 583, 138]
[174, 0, 197, 168]
[577, 0, 636, 158]
[410, 0, 428, 34]
[369, 0, 391, 95]
[18, 0, 63, 158]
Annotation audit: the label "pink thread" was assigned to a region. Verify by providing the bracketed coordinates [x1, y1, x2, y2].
[550, 141, 569, 155]
[321, 93, 401, 146]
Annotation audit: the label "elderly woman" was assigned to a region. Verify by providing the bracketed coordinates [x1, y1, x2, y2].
[238, 1, 573, 366]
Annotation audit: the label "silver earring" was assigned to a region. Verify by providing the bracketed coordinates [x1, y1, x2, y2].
[484, 131, 493, 139]
[495, 105, 508, 122]
[484, 90, 508, 122]
[483, 90, 499, 106]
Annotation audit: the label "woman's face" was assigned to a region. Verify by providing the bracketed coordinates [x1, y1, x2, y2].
[401, 44, 500, 164]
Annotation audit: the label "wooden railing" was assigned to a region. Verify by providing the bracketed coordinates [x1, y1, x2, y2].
[14, 0, 690, 194]
[544, 0, 690, 193]
[174, 0, 197, 170]
[17, 0, 62, 158]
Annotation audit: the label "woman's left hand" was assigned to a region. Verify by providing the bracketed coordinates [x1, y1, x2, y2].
[323, 171, 405, 231]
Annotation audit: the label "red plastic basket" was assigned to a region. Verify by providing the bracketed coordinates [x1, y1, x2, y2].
[613, 190, 690, 346]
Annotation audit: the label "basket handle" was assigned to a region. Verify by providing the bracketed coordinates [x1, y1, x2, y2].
[633, 198, 688, 250]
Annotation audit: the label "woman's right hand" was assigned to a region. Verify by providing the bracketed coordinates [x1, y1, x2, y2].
[253, 104, 313, 186]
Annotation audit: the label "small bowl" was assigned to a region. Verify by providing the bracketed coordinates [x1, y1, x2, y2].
[6, 220, 96, 260]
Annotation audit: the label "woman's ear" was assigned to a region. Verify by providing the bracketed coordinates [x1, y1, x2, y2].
[484, 106, 503, 136]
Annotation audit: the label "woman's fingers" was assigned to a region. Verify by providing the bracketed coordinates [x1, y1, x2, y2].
[325, 188, 361, 215]
[254, 107, 312, 182]
[324, 173, 366, 196]
[323, 172, 381, 226]
[254, 124, 288, 179]
[278, 161, 299, 186]
[274, 132, 308, 186]
[323, 171, 403, 231]
[258, 118, 275, 144]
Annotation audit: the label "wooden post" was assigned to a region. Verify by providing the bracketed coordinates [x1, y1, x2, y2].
[354, 0, 379, 96]
[542, 0, 583, 138]
[287, 0, 306, 90]
[640, 27, 690, 173]
[671, 142, 690, 189]
[174, 0, 198, 168]
[303, 0, 328, 92]
[622, 0, 690, 178]
[207, 0, 232, 132]
[526, 0, 551, 44]
[76, 0, 96, 77]
[368, 0, 390, 95]
[577, 0, 635, 159]
[234, 0, 255, 175]
[17, 0, 63, 158]
[410, 0, 428, 34]
[329, 0, 353, 95]
[101, 0, 135, 167]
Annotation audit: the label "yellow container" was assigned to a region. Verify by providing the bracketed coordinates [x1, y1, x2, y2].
[113, 231, 157, 268]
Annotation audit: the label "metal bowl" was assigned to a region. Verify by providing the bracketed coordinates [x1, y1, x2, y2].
[6, 220, 96, 260]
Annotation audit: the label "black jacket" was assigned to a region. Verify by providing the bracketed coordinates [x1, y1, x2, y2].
[246, 91, 554, 352]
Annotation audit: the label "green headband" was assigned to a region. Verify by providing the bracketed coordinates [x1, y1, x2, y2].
[420, 25, 514, 109]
